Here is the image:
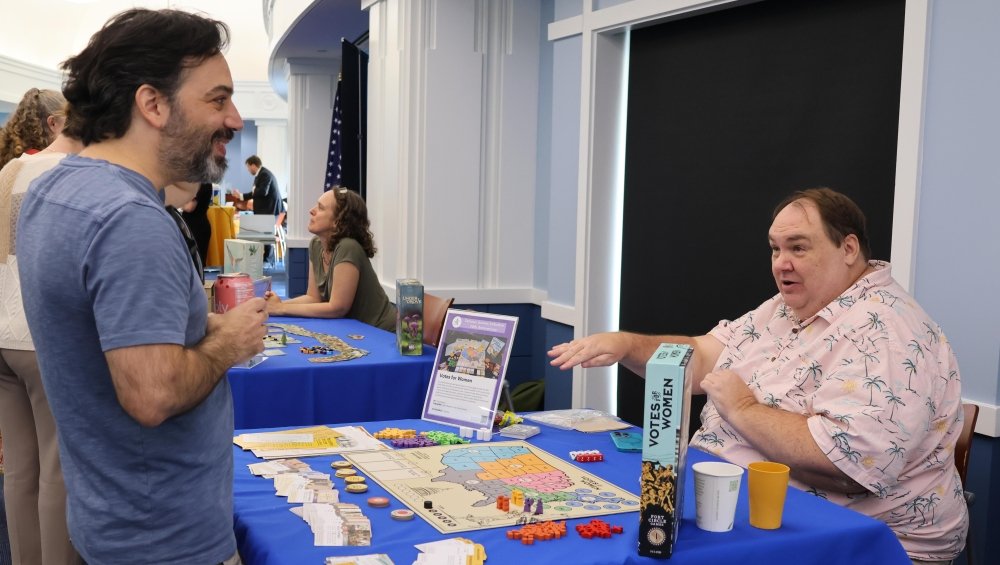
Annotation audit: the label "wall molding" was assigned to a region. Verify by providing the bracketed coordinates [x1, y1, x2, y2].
[889, 0, 931, 293]
[966, 399, 1000, 438]
[0, 54, 62, 104]
[541, 300, 575, 326]
[367, 1, 539, 297]
[233, 80, 288, 121]
[380, 283, 545, 307]
[547, 15, 582, 41]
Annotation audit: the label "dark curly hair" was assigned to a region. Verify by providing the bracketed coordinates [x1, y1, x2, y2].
[0, 88, 65, 169]
[328, 188, 377, 258]
[60, 8, 229, 145]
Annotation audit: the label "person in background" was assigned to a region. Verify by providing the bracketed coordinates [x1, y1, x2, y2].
[181, 182, 213, 267]
[165, 182, 205, 282]
[0, 88, 66, 169]
[0, 119, 83, 565]
[16, 9, 266, 564]
[264, 187, 397, 331]
[0, 86, 69, 563]
[549, 188, 966, 564]
[231, 155, 281, 262]
[230, 155, 280, 215]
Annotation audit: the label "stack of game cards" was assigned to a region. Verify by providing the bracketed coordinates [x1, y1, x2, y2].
[497, 424, 540, 439]
[298, 503, 372, 546]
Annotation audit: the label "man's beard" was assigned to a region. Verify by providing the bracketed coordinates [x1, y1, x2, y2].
[160, 105, 233, 183]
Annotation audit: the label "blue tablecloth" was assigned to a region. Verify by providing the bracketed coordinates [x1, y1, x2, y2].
[227, 318, 436, 429]
[233, 418, 910, 565]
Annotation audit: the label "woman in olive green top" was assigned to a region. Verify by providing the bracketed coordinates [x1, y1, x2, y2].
[263, 188, 397, 330]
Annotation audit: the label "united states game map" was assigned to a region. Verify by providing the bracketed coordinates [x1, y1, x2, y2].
[343, 441, 640, 533]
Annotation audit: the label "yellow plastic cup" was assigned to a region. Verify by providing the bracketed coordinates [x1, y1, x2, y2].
[747, 461, 790, 529]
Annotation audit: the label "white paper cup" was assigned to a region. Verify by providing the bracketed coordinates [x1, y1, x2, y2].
[692, 461, 744, 532]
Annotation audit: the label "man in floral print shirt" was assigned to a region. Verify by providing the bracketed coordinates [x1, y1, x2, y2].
[549, 188, 967, 563]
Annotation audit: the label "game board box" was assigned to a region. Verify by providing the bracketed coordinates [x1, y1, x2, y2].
[223, 239, 264, 280]
[639, 343, 693, 559]
[396, 278, 423, 355]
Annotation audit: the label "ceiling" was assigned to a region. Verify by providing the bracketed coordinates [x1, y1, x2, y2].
[0, 0, 369, 108]
[267, 0, 370, 98]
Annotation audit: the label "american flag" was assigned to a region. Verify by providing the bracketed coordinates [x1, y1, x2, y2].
[324, 80, 342, 190]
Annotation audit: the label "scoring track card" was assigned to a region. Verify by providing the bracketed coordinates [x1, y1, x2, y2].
[343, 441, 639, 533]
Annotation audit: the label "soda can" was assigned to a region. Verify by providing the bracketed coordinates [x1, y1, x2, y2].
[213, 273, 254, 314]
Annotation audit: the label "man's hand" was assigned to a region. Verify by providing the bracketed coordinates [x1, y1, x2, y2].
[548, 332, 723, 384]
[262, 291, 284, 315]
[701, 369, 865, 494]
[548, 332, 634, 370]
[701, 370, 758, 422]
[106, 298, 268, 427]
[209, 297, 267, 364]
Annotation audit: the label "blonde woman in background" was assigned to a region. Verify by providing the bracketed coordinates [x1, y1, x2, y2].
[0, 91, 83, 564]
[0, 88, 66, 169]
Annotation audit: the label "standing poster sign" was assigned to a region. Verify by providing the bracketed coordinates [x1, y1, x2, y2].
[421, 310, 518, 429]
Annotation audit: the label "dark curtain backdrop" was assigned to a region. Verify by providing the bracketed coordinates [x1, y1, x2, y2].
[340, 39, 369, 199]
[617, 0, 905, 428]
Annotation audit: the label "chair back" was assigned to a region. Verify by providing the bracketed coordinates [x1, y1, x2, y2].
[271, 212, 287, 265]
[422, 292, 454, 347]
[956, 402, 979, 487]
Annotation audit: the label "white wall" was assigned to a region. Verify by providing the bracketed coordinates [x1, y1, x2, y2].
[366, 0, 541, 305]
[914, 0, 1000, 432]
[0, 0, 270, 86]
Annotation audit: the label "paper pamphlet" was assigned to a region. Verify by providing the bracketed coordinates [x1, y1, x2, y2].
[420, 310, 518, 430]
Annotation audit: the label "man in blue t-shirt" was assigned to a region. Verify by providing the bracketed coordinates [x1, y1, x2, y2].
[17, 9, 266, 565]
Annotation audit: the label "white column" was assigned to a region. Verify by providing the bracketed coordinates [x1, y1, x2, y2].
[254, 119, 289, 202]
[284, 58, 339, 246]
[366, 0, 540, 303]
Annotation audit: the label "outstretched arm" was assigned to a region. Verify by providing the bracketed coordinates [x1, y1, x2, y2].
[548, 332, 724, 393]
[265, 262, 359, 319]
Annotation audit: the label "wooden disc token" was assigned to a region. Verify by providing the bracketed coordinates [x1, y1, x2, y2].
[390, 509, 415, 521]
[344, 475, 366, 484]
[335, 468, 357, 478]
[331, 461, 353, 469]
[367, 496, 390, 508]
[345, 483, 368, 494]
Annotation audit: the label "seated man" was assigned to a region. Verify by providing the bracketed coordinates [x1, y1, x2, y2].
[549, 188, 967, 563]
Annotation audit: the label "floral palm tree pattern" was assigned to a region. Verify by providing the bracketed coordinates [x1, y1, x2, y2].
[689, 262, 967, 557]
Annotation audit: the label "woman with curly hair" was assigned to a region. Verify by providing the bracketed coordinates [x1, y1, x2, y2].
[0, 88, 66, 169]
[0, 111, 83, 564]
[264, 187, 397, 330]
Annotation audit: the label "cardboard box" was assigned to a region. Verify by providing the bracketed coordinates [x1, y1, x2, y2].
[223, 239, 264, 280]
[639, 343, 693, 559]
[396, 278, 424, 355]
[203, 280, 214, 312]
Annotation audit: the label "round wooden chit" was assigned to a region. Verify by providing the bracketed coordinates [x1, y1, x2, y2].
[367, 496, 390, 508]
[344, 475, 366, 484]
[335, 468, 358, 478]
[330, 460, 353, 469]
[345, 483, 369, 494]
[390, 509, 415, 521]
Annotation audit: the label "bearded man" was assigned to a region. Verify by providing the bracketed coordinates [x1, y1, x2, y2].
[16, 9, 267, 564]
